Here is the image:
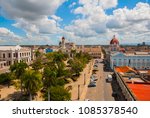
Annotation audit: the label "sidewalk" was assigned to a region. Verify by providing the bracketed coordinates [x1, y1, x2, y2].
[65, 59, 94, 101]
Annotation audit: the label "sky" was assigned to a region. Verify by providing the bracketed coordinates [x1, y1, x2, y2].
[0, 0, 150, 45]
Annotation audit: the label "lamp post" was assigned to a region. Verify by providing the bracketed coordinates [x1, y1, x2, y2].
[84, 73, 86, 85]
[78, 84, 80, 100]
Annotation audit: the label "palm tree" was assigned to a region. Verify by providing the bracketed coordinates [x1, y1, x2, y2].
[10, 61, 28, 94]
[43, 64, 57, 101]
[22, 69, 42, 101]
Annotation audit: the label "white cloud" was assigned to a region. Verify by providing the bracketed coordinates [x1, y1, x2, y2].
[0, 0, 66, 45]
[69, 2, 76, 8]
[0, 27, 21, 44]
[1, 0, 66, 21]
[51, 15, 63, 22]
[0, 27, 19, 38]
[64, 2, 150, 44]
[78, 0, 117, 9]
[0, 0, 150, 45]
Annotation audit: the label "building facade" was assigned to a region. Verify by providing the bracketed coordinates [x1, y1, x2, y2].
[77, 45, 102, 58]
[59, 37, 76, 53]
[0, 45, 31, 68]
[107, 36, 150, 70]
[110, 52, 150, 70]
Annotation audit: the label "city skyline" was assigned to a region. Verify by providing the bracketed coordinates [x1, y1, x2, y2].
[0, 0, 150, 45]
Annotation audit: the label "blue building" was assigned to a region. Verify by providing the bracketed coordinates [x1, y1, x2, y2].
[45, 48, 53, 53]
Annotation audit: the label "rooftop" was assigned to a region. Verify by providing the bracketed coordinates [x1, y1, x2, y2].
[0, 45, 30, 51]
[127, 83, 150, 101]
[115, 66, 150, 101]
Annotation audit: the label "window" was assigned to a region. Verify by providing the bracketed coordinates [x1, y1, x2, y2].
[8, 61, 11, 65]
[16, 53, 18, 58]
[3, 53, 5, 58]
[8, 53, 11, 58]
[20, 53, 21, 57]
[13, 53, 15, 57]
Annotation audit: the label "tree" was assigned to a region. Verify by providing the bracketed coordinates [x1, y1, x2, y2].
[22, 70, 42, 100]
[0, 73, 13, 87]
[35, 50, 41, 58]
[44, 86, 71, 101]
[70, 58, 83, 76]
[10, 61, 28, 93]
[31, 58, 43, 71]
[43, 64, 57, 101]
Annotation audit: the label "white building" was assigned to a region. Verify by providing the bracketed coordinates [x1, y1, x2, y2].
[108, 35, 150, 70]
[0, 45, 31, 68]
[110, 51, 150, 70]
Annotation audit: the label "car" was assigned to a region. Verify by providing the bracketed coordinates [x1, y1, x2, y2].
[107, 74, 112, 82]
[88, 82, 96, 87]
[90, 79, 96, 83]
[90, 76, 98, 81]
[91, 74, 97, 79]
[94, 64, 98, 67]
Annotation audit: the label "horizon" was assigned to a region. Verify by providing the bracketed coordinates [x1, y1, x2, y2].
[0, 0, 150, 45]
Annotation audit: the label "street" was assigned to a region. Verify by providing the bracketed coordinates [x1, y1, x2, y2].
[85, 59, 114, 101]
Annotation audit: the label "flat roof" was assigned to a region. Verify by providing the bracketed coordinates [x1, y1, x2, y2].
[123, 77, 144, 83]
[127, 83, 150, 101]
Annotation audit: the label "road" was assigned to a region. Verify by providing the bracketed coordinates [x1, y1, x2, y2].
[85, 59, 114, 101]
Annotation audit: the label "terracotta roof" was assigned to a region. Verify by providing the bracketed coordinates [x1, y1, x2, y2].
[115, 66, 137, 74]
[127, 83, 150, 101]
[110, 35, 119, 44]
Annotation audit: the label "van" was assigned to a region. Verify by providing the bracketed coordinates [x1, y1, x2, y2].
[107, 74, 112, 82]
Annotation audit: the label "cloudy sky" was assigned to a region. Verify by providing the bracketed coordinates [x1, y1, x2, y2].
[0, 0, 150, 45]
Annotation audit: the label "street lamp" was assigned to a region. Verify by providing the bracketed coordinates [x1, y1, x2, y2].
[84, 73, 86, 85]
[78, 84, 80, 100]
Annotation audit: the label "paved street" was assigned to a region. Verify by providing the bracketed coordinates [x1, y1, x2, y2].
[85, 59, 114, 101]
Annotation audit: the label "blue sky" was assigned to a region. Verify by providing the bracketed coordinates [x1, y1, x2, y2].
[0, 0, 150, 45]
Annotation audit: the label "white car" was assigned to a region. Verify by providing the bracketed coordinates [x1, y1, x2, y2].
[106, 74, 112, 82]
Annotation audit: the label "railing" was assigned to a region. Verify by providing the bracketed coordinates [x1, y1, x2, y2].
[114, 70, 136, 101]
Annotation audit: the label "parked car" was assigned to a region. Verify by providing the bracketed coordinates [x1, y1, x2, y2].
[90, 75, 98, 81]
[106, 74, 112, 82]
[90, 79, 96, 83]
[88, 82, 96, 87]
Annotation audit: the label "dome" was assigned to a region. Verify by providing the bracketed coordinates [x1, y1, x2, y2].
[62, 36, 65, 40]
[110, 35, 119, 45]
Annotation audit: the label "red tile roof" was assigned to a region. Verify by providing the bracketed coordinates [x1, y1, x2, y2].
[127, 83, 150, 101]
[115, 66, 137, 73]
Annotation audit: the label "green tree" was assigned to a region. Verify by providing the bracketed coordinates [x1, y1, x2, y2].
[0, 73, 13, 87]
[70, 58, 83, 76]
[10, 61, 28, 93]
[43, 64, 57, 101]
[44, 86, 71, 101]
[31, 58, 43, 71]
[35, 50, 41, 58]
[22, 70, 42, 100]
